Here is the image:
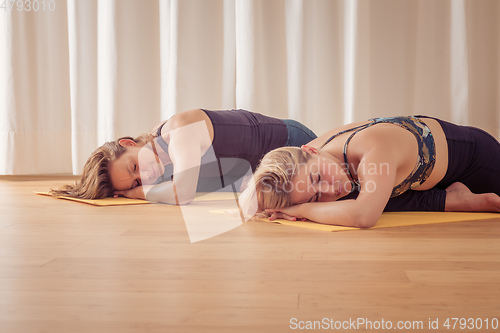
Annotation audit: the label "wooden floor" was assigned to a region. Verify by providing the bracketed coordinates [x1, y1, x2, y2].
[1, 177, 500, 333]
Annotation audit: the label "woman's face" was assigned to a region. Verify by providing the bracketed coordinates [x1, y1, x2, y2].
[109, 141, 167, 191]
[289, 150, 352, 204]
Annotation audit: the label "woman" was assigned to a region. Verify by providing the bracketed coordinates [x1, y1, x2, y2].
[51, 109, 317, 205]
[248, 115, 500, 227]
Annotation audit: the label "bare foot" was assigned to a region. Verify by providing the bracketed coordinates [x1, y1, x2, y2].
[445, 182, 500, 212]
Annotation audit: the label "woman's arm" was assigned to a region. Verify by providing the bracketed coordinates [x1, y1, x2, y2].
[269, 147, 399, 227]
[268, 182, 500, 223]
[144, 120, 210, 205]
[268, 187, 445, 222]
[270, 198, 382, 227]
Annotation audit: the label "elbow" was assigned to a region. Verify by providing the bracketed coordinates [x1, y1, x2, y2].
[175, 191, 195, 205]
[173, 185, 196, 205]
[176, 197, 194, 205]
[354, 219, 377, 228]
[171, 178, 199, 206]
[351, 212, 378, 228]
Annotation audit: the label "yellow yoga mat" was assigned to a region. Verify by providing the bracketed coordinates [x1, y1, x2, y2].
[34, 191, 238, 206]
[256, 211, 500, 232]
[35, 190, 500, 230]
[34, 191, 151, 206]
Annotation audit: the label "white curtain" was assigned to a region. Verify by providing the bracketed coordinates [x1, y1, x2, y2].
[1, 0, 499, 175]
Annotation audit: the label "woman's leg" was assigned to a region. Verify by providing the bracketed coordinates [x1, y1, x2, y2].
[454, 127, 500, 195]
[436, 120, 500, 195]
[444, 182, 500, 212]
[281, 119, 317, 146]
[340, 188, 447, 212]
[346, 183, 500, 212]
[383, 188, 446, 211]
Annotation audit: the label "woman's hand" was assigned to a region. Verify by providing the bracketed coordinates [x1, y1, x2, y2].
[113, 186, 145, 200]
[265, 205, 309, 221]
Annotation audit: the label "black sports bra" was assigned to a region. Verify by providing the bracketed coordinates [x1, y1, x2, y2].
[320, 116, 436, 198]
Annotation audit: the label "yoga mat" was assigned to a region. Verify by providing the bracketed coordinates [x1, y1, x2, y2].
[34, 189, 500, 230]
[34, 191, 238, 206]
[258, 211, 500, 231]
[211, 210, 500, 231]
[34, 191, 151, 206]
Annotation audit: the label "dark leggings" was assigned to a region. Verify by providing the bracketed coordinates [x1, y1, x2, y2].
[435, 118, 500, 195]
[383, 117, 500, 212]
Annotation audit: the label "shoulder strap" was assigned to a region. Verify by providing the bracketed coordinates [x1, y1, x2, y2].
[320, 121, 376, 187]
[156, 121, 166, 137]
[151, 121, 173, 183]
[155, 122, 169, 153]
[320, 123, 371, 148]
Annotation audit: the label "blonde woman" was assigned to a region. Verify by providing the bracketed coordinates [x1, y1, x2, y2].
[249, 116, 500, 227]
[51, 109, 316, 204]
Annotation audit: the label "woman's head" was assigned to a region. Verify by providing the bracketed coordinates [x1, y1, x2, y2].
[251, 145, 352, 211]
[252, 146, 310, 210]
[108, 137, 168, 191]
[50, 133, 156, 199]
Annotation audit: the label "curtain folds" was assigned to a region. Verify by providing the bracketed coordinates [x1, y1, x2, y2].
[0, 0, 499, 175]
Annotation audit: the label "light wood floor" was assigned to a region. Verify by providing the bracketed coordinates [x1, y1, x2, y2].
[1, 177, 500, 333]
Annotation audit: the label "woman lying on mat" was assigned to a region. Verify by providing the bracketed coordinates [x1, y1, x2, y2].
[51, 109, 317, 204]
[245, 116, 500, 227]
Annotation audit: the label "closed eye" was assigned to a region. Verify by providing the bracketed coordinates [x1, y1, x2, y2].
[130, 179, 140, 190]
[308, 173, 320, 203]
[316, 174, 321, 200]
[129, 163, 140, 189]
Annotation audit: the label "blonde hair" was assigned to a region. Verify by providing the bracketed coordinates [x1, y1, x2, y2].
[252, 146, 310, 211]
[50, 133, 155, 199]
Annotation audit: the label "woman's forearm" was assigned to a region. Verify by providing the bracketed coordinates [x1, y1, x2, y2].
[299, 200, 381, 228]
[145, 170, 200, 205]
[144, 181, 179, 204]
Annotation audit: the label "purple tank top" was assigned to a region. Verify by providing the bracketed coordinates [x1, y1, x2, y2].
[201, 109, 287, 170]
